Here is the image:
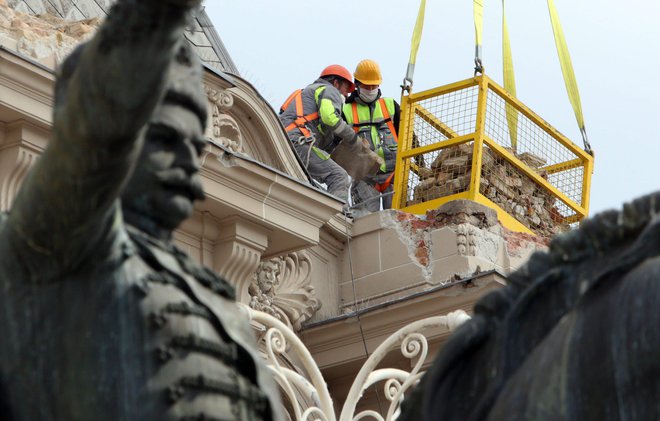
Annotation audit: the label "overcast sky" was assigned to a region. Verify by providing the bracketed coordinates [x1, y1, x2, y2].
[204, 0, 660, 216]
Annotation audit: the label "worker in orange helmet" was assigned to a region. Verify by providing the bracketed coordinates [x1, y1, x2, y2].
[343, 59, 401, 214]
[279, 65, 360, 205]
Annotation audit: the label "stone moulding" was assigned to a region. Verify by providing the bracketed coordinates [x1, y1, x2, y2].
[204, 85, 244, 154]
[249, 251, 321, 331]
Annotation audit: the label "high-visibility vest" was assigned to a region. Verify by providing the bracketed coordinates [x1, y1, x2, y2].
[280, 89, 319, 138]
[344, 98, 398, 192]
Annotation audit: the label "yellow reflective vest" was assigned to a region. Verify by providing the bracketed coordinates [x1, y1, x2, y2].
[343, 98, 398, 178]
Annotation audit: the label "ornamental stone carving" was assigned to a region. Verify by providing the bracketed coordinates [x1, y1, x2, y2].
[249, 251, 321, 331]
[456, 224, 477, 256]
[205, 85, 244, 154]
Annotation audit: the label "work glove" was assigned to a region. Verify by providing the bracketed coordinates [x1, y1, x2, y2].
[331, 135, 384, 182]
[343, 131, 358, 146]
[345, 134, 366, 154]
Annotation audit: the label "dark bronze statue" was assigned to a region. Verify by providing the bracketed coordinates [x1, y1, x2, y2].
[400, 192, 660, 420]
[0, 1, 282, 419]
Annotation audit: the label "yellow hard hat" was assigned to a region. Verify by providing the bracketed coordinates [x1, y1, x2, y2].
[354, 59, 382, 85]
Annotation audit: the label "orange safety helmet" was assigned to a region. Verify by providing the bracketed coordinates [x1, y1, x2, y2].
[320, 64, 356, 93]
[353, 59, 382, 85]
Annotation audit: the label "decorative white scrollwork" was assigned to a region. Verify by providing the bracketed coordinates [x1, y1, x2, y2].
[246, 306, 335, 421]
[339, 311, 470, 421]
[249, 251, 321, 331]
[204, 86, 244, 154]
[245, 305, 471, 421]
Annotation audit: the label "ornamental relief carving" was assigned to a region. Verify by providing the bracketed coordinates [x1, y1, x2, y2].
[456, 224, 477, 256]
[248, 251, 321, 331]
[204, 85, 245, 154]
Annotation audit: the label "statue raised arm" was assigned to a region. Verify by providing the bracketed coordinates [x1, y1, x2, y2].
[0, 1, 283, 420]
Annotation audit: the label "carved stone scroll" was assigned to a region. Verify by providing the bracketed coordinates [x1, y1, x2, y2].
[204, 85, 244, 154]
[249, 251, 321, 331]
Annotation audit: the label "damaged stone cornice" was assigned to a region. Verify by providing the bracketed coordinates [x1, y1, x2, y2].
[300, 271, 505, 369]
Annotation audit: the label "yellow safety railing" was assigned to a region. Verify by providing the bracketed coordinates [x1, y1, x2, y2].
[392, 74, 594, 237]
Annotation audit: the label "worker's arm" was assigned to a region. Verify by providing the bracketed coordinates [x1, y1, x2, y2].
[316, 87, 357, 143]
[3, 0, 200, 281]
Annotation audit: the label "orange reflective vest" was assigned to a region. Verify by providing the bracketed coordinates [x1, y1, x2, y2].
[280, 89, 319, 138]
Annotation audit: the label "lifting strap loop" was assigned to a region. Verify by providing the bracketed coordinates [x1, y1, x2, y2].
[473, 0, 484, 74]
[403, 0, 427, 94]
[502, 0, 519, 151]
[547, 0, 592, 153]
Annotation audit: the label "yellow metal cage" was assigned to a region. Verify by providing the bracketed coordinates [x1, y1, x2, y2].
[392, 75, 594, 236]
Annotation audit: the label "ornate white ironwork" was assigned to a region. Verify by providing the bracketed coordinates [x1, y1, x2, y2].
[245, 305, 470, 421]
[246, 306, 335, 421]
[339, 311, 471, 421]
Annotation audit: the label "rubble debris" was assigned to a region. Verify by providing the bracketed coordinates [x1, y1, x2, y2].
[411, 144, 570, 237]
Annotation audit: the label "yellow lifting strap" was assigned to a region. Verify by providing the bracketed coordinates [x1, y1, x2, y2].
[547, 0, 592, 153]
[403, 0, 426, 93]
[501, 0, 519, 151]
[473, 0, 484, 73]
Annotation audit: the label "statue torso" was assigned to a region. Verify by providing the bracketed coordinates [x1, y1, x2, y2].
[0, 221, 277, 420]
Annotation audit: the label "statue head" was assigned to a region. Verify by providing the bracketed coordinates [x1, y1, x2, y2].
[256, 260, 280, 294]
[120, 42, 209, 236]
[55, 40, 208, 238]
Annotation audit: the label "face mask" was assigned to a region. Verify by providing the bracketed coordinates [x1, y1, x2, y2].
[359, 87, 379, 103]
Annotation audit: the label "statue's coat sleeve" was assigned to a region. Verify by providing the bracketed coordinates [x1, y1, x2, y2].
[1, 2, 195, 282]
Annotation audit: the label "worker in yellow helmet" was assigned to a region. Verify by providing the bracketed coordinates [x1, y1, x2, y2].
[280, 65, 359, 205]
[343, 59, 400, 214]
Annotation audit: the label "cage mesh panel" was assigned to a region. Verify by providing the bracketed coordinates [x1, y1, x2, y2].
[405, 142, 473, 206]
[484, 88, 584, 205]
[398, 79, 588, 235]
[402, 86, 479, 207]
[480, 146, 573, 236]
[409, 86, 479, 148]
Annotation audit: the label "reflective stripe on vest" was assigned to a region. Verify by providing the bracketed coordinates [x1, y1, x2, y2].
[345, 98, 398, 192]
[345, 99, 398, 142]
[378, 98, 398, 143]
[280, 89, 319, 138]
[374, 98, 397, 192]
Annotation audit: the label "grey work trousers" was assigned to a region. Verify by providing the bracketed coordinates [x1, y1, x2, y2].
[293, 142, 350, 203]
[351, 179, 393, 214]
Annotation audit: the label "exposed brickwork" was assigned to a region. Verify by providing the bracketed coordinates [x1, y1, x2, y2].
[411, 143, 572, 237]
[385, 200, 549, 284]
